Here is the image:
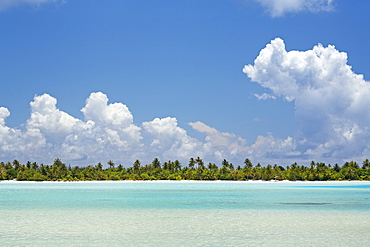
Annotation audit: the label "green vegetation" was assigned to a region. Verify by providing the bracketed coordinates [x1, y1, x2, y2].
[1, 158, 370, 181]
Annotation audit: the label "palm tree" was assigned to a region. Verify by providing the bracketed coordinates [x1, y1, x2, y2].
[13, 159, 20, 170]
[133, 160, 141, 174]
[107, 160, 115, 169]
[188, 158, 195, 169]
[173, 160, 181, 171]
[152, 158, 161, 169]
[243, 158, 253, 169]
[362, 159, 370, 169]
[332, 163, 341, 172]
[208, 163, 218, 170]
[196, 157, 204, 169]
[96, 163, 103, 171]
[31, 162, 39, 171]
[0, 167, 6, 180]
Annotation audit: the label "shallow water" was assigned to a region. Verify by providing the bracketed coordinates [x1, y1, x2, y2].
[1, 181, 370, 246]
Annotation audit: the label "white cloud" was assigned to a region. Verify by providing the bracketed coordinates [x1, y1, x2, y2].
[3, 39, 368, 165]
[253, 0, 334, 17]
[80, 92, 142, 144]
[142, 117, 201, 161]
[189, 121, 246, 150]
[188, 121, 295, 163]
[27, 93, 80, 140]
[0, 106, 47, 161]
[0, 91, 300, 166]
[254, 93, 276, 100]
[0, 92, 144, 164]
[0, 0, 61, 11]
[0, 107, 10, 126]
[0, 93, 230, 165]
[244, 38, 370, 162]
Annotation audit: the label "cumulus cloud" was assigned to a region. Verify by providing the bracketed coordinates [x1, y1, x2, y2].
[0, 91, 300, 166]
[253, 0, 334, 17]
[142, 117, 201, 161]
[244, 38, 370, 162]
[0, 92, 144, 164]
[80, 92, 142, 144]
[0, 0, 61, 11]
[0, 93, 219, 165]
[3, 39, 368, 165]
[0, 105, 47, 161]
[27, 94, 80, 140]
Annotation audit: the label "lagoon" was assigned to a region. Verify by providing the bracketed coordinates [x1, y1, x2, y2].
[1, 181, 370, 246]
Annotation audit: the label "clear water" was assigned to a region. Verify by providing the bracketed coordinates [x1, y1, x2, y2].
[1, 181, 369, 246]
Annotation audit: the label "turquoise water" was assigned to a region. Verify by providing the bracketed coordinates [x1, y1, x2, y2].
[1, 181, 370, 246]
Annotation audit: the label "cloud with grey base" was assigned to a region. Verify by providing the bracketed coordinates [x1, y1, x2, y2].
[244, 37, 370, 161]
[2, 37, 368, 165]
[0, 92, 295, 166]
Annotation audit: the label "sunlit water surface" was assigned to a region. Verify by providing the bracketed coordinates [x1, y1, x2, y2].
[1, 181, 369, 246]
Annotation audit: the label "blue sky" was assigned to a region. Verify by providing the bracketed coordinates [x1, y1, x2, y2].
[1, 0, 370, 167]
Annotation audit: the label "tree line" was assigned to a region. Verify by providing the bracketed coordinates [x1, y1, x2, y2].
[1, 157, 370, 181]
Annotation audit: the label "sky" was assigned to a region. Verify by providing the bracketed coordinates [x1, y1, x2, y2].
[1, 0, 370, 167]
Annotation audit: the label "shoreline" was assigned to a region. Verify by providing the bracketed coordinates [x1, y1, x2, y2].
[1, 179, 370, 184]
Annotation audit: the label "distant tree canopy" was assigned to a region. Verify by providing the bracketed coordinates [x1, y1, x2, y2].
[1, 158, 370, 181]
